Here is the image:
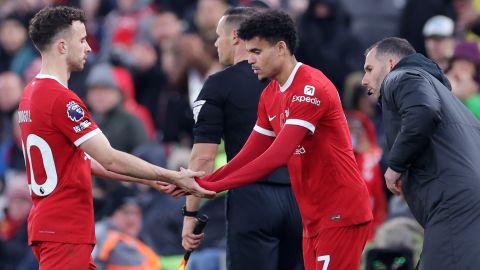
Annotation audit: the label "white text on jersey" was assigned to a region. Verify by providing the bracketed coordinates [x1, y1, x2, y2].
[292, 95, 321, 106]
[18, 110, 32, 123]
[73, 120, 92, 133]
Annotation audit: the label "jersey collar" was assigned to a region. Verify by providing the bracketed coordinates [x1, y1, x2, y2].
[35, 74, 68, 88]
[279, 62, 302, 92]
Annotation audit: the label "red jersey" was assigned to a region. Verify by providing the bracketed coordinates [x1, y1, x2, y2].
[254, 63, 372, 236]
[18, 74, 101, 245]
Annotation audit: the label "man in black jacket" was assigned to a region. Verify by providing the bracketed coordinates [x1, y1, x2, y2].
[362, 37, 480, 270]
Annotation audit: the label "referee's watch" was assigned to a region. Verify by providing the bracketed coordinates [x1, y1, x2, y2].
[182, 206, 198, 217]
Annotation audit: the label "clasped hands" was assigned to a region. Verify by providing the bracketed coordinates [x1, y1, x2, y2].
[153, 168, 216, 198]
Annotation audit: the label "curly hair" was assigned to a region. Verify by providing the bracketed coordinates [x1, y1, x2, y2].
[29, 6, 85, 52]
[237, 9, 297, 54]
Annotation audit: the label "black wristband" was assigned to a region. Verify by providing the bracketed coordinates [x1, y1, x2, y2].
[182, 206, 198, 217]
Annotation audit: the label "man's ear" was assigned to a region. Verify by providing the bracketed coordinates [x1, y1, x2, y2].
[388, 57, 399, 71]
[232, 29, 240, 45]
[276, 41, 288, 56]
[57, 39, 67, 55]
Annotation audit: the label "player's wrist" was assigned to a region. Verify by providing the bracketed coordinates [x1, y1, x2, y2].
[168, 170, 182, 186]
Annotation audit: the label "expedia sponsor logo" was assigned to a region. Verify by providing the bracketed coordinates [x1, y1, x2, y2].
[304, 85, 315, 96]
[292, 95, 321, 106]
[73, 119, 91, 133]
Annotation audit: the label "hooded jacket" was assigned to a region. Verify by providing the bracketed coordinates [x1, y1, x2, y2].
[380, 53, 480, 227]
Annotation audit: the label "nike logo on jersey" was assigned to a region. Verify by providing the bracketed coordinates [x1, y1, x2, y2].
[268, 115, 276, 121]
[330, 214, 341, 221]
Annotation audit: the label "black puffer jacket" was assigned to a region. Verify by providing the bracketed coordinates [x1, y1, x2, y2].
[380, 53, 480, 227]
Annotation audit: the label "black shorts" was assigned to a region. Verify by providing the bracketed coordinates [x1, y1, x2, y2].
[226, 183, 304, 270]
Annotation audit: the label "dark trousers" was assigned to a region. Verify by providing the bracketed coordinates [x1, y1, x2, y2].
[226, 183, 304, 270]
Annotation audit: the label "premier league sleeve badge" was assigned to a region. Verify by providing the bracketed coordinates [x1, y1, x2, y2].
[66, 101, 85, 122]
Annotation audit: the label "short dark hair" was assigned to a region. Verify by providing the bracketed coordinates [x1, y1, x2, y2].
[366, 37, 416, 60]
[223, 7, 257, 29]
[29, 6, 85, 52]
[238, 9, 297, 54]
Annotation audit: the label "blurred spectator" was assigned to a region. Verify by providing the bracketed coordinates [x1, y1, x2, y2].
[86, 63, 149, 153]
[0, 0, 48, 25]
[153, 0, 196, 20]
[129, 40, 166, 133]
[111, 64, 157, 139]
[0, 72, 23, 141]
[0, 111, 26, 184]
[100, 0, 154, 61]
[184, 0, 225, 105]
[149, 9, 184, 49]
[398, 0, 454, 54]
[446, 40, 480, 118]
[340, 0, 405, 50]
[156, 38, 195, 145]
[94, 186, 162, 270]
[0, 73, 25, 183]
[453, 0, 480, 37]
[297, 0, 363, 93]
[193, 0, 228, 43]
[0, 174, 37, 270]
[80, 0, 104, 54]
[343, 72, 384, 141]
[423, 15, 456, 70]
[0, 14, 37, 75]
[455, 0, 480, 40]
[347, 111, 387, 240]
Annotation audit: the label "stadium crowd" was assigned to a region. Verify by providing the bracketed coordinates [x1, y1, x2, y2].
[1, 0, 480, 269]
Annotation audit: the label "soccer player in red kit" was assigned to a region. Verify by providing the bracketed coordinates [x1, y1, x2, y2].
[196, 10, 372, 270]
[19, 6, 214, 269]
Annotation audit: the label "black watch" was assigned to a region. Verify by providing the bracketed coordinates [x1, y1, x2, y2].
[182, 206, 198, 217]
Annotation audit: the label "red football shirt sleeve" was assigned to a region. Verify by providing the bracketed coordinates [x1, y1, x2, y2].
[286, 83, 331, 134]
[197, 125, 308, 192]
[52, 92, 101, 146]
[253, 89, 276, 137]
[198, 130, 274, 183]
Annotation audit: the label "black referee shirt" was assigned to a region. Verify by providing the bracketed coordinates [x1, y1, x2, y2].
[193, 60, 290, 185]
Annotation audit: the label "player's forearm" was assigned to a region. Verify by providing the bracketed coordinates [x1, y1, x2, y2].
[189, 151, 216, 175]
[91, 158, 158, 187]
[103, 149, 180, 184]
[81, 134, 181, 184]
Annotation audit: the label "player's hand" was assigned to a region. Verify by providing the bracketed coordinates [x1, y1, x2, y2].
[175, 168, 216, 199]
[182, 216, 205, 251]
[384, 167, 403, 195]
[152, 181, 190, 198]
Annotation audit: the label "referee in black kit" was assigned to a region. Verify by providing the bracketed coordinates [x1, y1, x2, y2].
[181, 7, 304, 270]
